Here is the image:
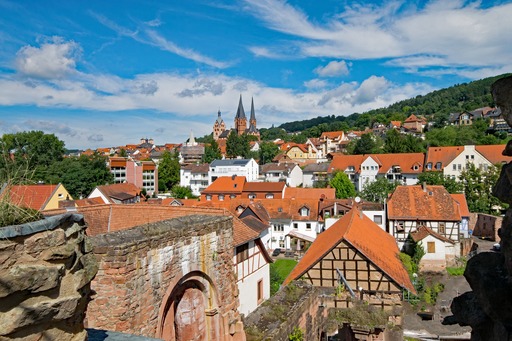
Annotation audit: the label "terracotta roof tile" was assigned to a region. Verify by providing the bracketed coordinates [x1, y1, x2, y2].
[284, 187, 335, 200]
[284, 208, 415, 292]
[328, 154, 365, 173]
[243, 182, 286, 193]
[372, 153, 424, 174]
[202, 176, 246, 194]
[425, 146, 464, 170]
[95, 183, 141, 203]
[181, 163, 210, 173]
[7, 184, 59, 210]
[475, 144, 511, 164]
[387, 185, 461, 221]
[410, 225, 454, 244]
[451, 193, 470, 217]
[320, 131, 344, 140]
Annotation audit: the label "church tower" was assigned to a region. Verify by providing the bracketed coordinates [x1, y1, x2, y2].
[247, 97, 260, 139]
[235, 94, 247, 135]
[213, 110, 225, 141]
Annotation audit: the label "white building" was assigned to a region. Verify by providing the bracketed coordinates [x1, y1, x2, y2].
[179, 163, 209, 196]
[209, 158, 259, 184]
[260, 163, 303, 187]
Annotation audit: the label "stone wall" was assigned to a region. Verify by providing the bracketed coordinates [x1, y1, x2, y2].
[0, 213, 98, 341]
[87, 215, 245, 341]
[472, 213, 502, 241]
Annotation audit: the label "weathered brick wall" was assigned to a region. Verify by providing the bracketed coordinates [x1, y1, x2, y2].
[87, 215, 245, 341]
[472, 213, 502, 241]
[0, 214, 98, 341]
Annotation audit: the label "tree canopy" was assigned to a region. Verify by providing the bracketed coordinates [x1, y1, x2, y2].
[330, 171, 356, 199]
[226, 132, 251, 158]
[359, 177, 400, 204]
[158, 150, 180, 191]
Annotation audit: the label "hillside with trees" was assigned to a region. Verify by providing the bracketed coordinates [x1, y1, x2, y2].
[278, 73, 510, 134]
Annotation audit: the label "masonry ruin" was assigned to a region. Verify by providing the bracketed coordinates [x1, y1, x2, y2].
[87, 215, 246, 341]
[0, 213, 98, 340]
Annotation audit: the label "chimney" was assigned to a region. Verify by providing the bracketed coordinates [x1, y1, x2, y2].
[422, 182, 427, 192]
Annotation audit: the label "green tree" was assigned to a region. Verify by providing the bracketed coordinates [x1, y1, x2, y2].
[360, 177, 399, 204]
[259, 141, 280, 164]
[459, 163, 504, 214]
[171, 185, 194, 199]
[353, 133, 381, 155]
[158, 150, 180, 191]
[330, 171, 356, 199]
[383, 129, 404, 153]
[226, 132, 251, 158]
[44, 153, 113, 198]
[1, 131, 65, 180]
[119, 148, 127, 157]
[417, 172, 463, 194]
[203, 139, 222, 163]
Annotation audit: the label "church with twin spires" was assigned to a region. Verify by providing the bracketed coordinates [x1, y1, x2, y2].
[213, 95, 260, 141]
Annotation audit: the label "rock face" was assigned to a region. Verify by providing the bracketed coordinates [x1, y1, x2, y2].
[444, 77, 512, 340]
[0, 213, 98, 341]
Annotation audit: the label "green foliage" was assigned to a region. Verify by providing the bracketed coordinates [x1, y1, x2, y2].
[44, 153, 113, 198]
[399, 253, 414, 277]
[0, 202, 44, 227]
[158, 150, 180, 191]
[270, 259, 298, 296]
[352, 133, 382, 154]
[331, 301, 391, 329]
[288, 327, 304, 341]
[447, 267, 465, 276]
[259, 141, 280, 164]
[171, 185, 194, 199]
[119, 148, 127, 157]
[417, 172, 463, 194]
[226, 131, 251, 158]
[1, 131, 66, 182]
[202, 138, 222, 163]
[330, 171, 356, 199]
[278, 74, 509, 134]
[260, 126, 288, 141]
[360, 177, 399, 204]
[459, 163, 504, 214]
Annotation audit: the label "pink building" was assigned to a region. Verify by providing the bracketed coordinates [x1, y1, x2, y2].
[109, 157, 158, 195]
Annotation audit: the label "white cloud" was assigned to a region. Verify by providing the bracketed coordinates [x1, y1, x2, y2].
[15, 37, 81, 79]
[242, 0, 512, 77]
[304, 79, 329, 89]
[314, 60, 350, 77]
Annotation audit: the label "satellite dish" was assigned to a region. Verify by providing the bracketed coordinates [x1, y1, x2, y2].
[354, 196, 361, 203]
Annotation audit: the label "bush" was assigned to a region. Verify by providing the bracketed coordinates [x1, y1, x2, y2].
[447, 267, 465, 276]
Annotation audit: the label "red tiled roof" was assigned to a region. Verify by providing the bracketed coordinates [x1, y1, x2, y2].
[475, 144, 510, 164]
[387, 185, 461, 221]
[202, 176, 246, 194]
[451, 193, 470, 217]
[74, 197, 105, 207]
[8, 184, 59, 210]
[243, 182, 286, 193]
[232, 215, 260, 246]
[284, 208, 414, 292]
[320, 131, 344, 140]
[425, 146, 465, 170]
[390, 121, 402, 128]
[405, 114, 422, 122]
[410, 226, 454, 244]
[328, 155, 365, 173]
[182, 163, 210, 173]
[95, 183, 141, 203]
[372, 153, 424, 174]
[284, 187, 335, 200]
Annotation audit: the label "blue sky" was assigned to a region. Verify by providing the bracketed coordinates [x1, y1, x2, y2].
[1, 0, 511, 149]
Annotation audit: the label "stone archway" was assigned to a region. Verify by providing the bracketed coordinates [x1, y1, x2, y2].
[158, 271, 223, 341]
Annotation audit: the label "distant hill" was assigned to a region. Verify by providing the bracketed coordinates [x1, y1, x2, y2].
[278, 73, 510, 133]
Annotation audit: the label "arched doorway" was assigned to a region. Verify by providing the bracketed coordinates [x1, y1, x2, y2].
[158, 271, 223, 341]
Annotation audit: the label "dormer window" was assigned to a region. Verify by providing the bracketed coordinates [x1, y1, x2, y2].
[426, 162, 432, 170]
[300, 206, 310, 216]
[218, 194, 224, 201]
[265, 193, 274, 199]
[206, 194, 212, 201]
[435, 162, 442, 170]
[248, 193, 256, 199]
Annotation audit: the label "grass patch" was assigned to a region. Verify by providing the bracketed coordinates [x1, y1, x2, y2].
[447, 267, 465, 276]
[273, 259, 298, 279]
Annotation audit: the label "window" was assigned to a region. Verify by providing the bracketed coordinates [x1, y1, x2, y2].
[300, 207, 309, 216]
[218, 194, 224, 201]
[427, 242, 436, 253]
[457, 164, 462, 171]
[230, 194, 236, 199]
[439, 222, 446, 234]
[452, 164, 457, 170]
[373, 215, 382, 224]
[435, 162, 442, 170]
[306, 223, 311, 230]
[396, 221, 405, 232]
[206, 194, 212, 201]
[236, 243, 249, 263]
[248, 193, 256, 199]
[265, 193, 274, 199]
[293, 223, 298, 229]
[426, 162, 432, 170]
[257, 279, 264, 303]
[273, 224, 284, 232]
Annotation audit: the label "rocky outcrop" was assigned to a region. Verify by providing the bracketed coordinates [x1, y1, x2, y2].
[0, 213, 98, 341]
[443, 76, 512, 340]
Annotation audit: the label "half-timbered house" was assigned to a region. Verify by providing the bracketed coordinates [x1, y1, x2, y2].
[387, 185, 463, 263]
[284, 208, 415, 308]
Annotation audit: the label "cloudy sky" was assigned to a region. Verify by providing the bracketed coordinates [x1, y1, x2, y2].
[0, 0, 511, 149]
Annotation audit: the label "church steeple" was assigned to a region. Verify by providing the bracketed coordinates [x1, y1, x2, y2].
[235, 94, 247, 135]
[213, 109, 226, 141]
[249, 97, 256, 128]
